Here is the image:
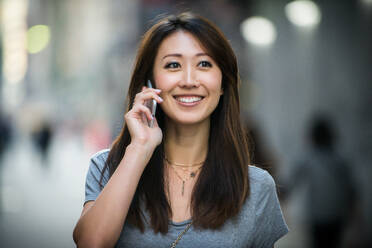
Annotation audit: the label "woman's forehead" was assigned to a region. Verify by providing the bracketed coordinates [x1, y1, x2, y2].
[156, 31, 208, 58]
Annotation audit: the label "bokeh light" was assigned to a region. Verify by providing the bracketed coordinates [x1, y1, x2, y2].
[240, 16, 277, 46]
[1, 0, 28, 85]
[27, 25, 51, 54]
[285, 0, 321, 28]
[360, 0, 372, 5]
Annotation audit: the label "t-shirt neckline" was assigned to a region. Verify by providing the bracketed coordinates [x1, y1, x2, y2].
[169, 218, 192, 226]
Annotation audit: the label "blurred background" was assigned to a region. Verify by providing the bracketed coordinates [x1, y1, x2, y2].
[0, 0, 371, 247]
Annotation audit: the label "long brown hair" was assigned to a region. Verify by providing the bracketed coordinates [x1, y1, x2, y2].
[100, 12, 251, 233]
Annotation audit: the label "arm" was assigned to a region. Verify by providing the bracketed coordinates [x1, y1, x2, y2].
[73, 144, 153, 248]
[73, 87, 163, 248]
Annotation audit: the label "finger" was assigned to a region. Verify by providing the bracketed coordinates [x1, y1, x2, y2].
[141, 112, 148, 124]
[134, 91, 163, 105]
[132, 104, 153, 121]
[140, 87, 162, 95]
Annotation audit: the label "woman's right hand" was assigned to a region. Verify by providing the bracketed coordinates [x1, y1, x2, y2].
[124, 87, 163, 152]
[74, 87, 163, 247]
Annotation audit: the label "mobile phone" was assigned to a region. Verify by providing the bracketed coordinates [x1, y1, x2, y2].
[146, 80, 157, 127]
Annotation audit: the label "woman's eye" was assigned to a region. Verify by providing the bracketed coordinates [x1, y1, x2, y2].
[164, 62, 180, 69]
[198, 61, 212, 68]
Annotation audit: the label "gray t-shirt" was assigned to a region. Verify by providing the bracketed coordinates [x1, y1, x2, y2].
[85, 149, 289, 248]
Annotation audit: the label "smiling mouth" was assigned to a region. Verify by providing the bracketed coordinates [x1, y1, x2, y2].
[174, 95, 204, 104]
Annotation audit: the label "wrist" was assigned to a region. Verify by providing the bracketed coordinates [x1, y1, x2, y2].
[126, 142, 155, 162]
[127, 141, 155, 153]
[116, 143, 154, 173]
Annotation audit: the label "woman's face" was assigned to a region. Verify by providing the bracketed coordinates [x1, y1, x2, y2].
[153, 31, 223, 125]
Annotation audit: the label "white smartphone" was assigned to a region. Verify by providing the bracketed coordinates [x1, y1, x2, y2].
[146, 80, 157, 127]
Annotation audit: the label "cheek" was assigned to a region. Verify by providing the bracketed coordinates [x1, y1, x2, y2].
[200, 71, 222, 93]
[154, 72, 178, 91]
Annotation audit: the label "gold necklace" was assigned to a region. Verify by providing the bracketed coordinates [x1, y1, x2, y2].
[164, 157, 204, 167]
[165, 158, 204, 196]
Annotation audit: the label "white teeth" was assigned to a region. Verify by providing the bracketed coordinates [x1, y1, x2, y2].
[176, 96, 202, 103]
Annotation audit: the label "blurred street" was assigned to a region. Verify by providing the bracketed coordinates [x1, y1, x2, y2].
[0, 131, 90, 248]
[1, 0, 372, 247]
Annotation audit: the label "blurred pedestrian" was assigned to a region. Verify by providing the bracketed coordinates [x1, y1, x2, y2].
[31, 120, 53, 163]
[0, 112, 12, 162]
[288, 116, 356, 248]
[0, 111, 12, 216]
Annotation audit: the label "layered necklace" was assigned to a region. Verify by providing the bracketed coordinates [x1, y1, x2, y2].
[165, 157, 205, 196]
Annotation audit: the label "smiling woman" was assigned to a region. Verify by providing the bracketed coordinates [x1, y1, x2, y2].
[73, 12, 288, 248]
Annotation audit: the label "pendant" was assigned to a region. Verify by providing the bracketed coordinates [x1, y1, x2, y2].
[182, 181, 185, 196]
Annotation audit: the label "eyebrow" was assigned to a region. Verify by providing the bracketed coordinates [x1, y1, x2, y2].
[162, 53, 210, 60]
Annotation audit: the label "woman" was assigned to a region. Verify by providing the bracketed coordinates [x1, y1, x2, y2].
[73, 12, 288, 248]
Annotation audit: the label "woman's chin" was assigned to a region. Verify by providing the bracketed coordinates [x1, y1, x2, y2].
[166, 115, 210, 126]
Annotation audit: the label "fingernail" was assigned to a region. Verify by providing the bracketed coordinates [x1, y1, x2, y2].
[158, 96, 163, 102]
[155, 89, 161, 92]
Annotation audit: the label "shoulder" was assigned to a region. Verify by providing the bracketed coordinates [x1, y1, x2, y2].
[248, 165, 275, 190]
[87, 149, 111, 182]
[84, 149, 111, 202]
[248, 165, 277, 201]
[90, 149, 110, 167]
[242, 166, 289, 245]
[91, 148, 110, 161]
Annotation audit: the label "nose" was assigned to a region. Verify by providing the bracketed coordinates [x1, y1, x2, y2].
[179, 65, 200, 88]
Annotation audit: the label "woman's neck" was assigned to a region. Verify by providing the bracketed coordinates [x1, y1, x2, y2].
[164, 118, 209, 164]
